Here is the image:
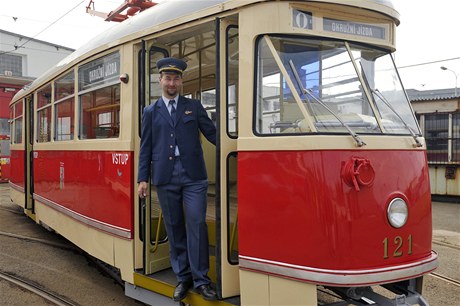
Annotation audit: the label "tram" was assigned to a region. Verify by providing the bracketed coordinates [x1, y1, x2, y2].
[9, 0, 438, 305]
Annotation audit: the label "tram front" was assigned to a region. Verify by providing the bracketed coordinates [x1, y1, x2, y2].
[236, 1, 437, 305]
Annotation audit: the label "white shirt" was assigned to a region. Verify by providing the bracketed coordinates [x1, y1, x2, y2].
[162, 95, 180, 156]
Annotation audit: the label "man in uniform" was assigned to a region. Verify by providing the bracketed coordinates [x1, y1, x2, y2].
[138, 57, 217, 301]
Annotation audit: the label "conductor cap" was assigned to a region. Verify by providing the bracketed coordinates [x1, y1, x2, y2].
[157, 57, 187, 74]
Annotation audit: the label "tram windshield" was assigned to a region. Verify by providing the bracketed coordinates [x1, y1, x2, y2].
[255, 35, 420, 137]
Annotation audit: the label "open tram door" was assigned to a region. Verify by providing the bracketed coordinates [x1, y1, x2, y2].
[134, 16, 240, 303]
[24, 95, 34, 215]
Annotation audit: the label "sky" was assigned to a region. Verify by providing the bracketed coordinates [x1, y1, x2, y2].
[1, 0, 459, 91]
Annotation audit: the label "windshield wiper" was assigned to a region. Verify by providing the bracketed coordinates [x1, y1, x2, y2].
[372, 89, 422, 147]
[288, 60, 366, 147]
[358, 62, 422, 147]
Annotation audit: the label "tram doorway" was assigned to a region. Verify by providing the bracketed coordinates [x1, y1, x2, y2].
[137, 16, 240, 299]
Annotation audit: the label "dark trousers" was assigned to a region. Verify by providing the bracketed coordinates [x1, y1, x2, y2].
[156, 158, 211, 288]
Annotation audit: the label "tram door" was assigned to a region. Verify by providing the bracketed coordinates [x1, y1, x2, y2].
[139, 18, 240, 298]
[140, 43, 172, 275]
[217, 17, 240, 298]
[24, 95, 34, 213]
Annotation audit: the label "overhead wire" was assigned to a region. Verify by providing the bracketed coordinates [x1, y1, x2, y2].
[0, 1, 85, 56]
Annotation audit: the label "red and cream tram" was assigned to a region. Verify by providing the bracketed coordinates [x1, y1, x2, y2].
[9, 0, 438, 305]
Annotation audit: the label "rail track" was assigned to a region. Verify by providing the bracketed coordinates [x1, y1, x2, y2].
[430, 272, 460, 288]
[0, 271, 78, 306]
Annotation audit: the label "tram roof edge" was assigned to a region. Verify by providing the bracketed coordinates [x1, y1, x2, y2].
[12, 0, 400, 101]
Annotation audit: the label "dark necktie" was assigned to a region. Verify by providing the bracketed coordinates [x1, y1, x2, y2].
[169, 100, 176, 124]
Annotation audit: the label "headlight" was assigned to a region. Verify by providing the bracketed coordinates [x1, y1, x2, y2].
[387, 198, 408, 228]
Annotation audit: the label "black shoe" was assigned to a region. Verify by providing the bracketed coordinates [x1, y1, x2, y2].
[196, 284, 217, 301]
[173, 281, 192, 301]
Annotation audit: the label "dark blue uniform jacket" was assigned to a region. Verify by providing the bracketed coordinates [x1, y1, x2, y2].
[138, 96, 216, 185]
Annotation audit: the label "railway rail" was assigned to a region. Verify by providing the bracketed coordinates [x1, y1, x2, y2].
[0, 271, 78, 306]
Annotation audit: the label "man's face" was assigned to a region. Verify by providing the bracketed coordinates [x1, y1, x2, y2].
[159, 72, 182, 98]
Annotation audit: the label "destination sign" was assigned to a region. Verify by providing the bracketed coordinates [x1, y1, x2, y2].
[323, 18, 386, 40]
[292, 9, 313, 30]
[79, 52, 120, 90]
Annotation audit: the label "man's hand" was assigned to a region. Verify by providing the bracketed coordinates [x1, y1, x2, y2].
[138, 181, 148, 198]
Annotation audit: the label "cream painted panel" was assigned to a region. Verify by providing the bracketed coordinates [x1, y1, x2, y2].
[269, 275, 317, 306]
[10, 188, 25, 208]
[238, 135, 426, 151]
[114, 238, 135, 283]
[240, 270, 269, 306]
[35, 202, 115, 266]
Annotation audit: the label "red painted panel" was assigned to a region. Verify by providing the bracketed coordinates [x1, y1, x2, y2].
[238, 150, 432, 271]
[33, 150, 134, 235]
[10, 149, 25, 188]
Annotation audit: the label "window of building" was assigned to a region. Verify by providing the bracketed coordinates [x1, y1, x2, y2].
[452, 112, 460, 162]
[0, 53, 22, 76]
[78, 52, 120, 139]
[421, 112, 460, 164]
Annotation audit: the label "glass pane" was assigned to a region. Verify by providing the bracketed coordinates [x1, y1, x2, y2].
[78, 52, 120, 91]
[149, 49, 169, 103]
[37, 107, 51, 142]
[255, 36, 380, 135]
[55, 71, 75, 101]
[452, 112, 460, 162]
[0, 119, 9, 136]
[14, 117, 23, 144]
[425, 113, 448, 163]
[14, 101, 23, 119]
[79, 84, 120, 139]
[37, 84, 52, 109]
[1, 139, 10, 156]
[55, 98, 74, 141]
[227, 153, 238, 264]
[202, 89, 217, 124]
[227, 27, 239, 137]
[355, 47, 420, 135]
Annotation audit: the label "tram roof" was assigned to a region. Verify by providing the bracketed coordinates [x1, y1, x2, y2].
[13, 0, 399, 101]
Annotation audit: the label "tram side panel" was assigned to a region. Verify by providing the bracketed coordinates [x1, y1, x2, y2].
[238, 149, 436, 286]
[9, 149, 25, 206]
[32, 150, 134, 235]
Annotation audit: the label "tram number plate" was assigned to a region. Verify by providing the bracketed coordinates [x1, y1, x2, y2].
[382, 235, 412, 259]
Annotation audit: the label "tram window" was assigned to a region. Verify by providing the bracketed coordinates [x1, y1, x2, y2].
[148, 48, 169, 103]
[37, 84, 52, 108]
[255, 35, 417, 136]
[14, 118, 22, 144]
[55, 99, 74, 141]
[227, 26, 239, 138]
[0, 118, 9, 136]
[55, 71, 74, 101]
[78, 52, 121, 140]
[79, 85, 120, 139]
[351, 45, 420, 135]
[37, 84, 52, 142]
[55, 72, 75, 141]
[12, 102, 23, 144]
[37, 107, 51, 142]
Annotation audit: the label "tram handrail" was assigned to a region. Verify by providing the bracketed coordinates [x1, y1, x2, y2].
[229, 214, 238, 255]
[150, 209, 163, 254]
